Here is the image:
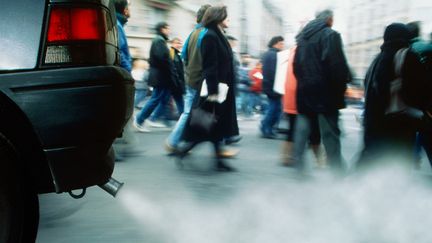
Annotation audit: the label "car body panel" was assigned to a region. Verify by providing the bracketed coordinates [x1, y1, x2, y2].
[0, 0, 134, 194]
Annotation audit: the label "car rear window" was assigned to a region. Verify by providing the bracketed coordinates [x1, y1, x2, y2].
[0, 1, 45, 71]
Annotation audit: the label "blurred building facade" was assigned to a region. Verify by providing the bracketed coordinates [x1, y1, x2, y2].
[345, 0, 432, 80]
[125, 0, 284, 59]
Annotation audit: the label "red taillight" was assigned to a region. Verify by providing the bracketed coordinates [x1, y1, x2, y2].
[47, 7, 105, 42]
[43, 5, 116, 66]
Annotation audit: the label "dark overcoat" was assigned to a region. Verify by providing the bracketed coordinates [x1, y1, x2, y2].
[183, 25, 239, 142]
[294, 19, 351, 114]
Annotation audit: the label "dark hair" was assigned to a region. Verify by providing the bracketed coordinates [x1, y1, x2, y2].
[268, 36, 284, 48]
[197, 4, 211, 24]
[201, 6, 228, 28]
[114, 0, 128, 14]
[155, 22, 169, 34]
[406, 21, 421, 39]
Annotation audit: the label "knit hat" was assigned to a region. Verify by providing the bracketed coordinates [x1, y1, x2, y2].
[383, 23, 411, 43]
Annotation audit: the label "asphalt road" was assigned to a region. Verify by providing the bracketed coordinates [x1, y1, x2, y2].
[37, 106, 432, 243]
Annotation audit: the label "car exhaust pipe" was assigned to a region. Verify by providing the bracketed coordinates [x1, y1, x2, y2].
[99, 177, 124, 197]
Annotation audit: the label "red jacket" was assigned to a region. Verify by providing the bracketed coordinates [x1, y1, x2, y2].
[283, 46, 298, 114]
[249, 68, 263, 93]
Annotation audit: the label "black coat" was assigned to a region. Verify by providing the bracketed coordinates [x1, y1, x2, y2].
[294, 19, 351, 114]
[358, 23, 429, 167]
[261, 48, 281, 99]
[183, 25, 239, 142]
[147, 34, 178, 90]
[171, 47, 186, 95]
[363, 42, 427, 148]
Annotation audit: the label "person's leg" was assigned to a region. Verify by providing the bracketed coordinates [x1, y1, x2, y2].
[136, 88, 168, 124]
[413, 133, 423, 169]
[269, 98, 282, 132]
[318, 112, 343, 170]
[309, 115, 325, 167]
[261, 97, 277, 136]
[213, 141, 235, 172]
[166, 87, 197, 148]
[243, 91, 254, 117]
[150, 91, 171, 121]
[173, 93, 185, 115]
[292, 114, 312, 171]
[419, 131, 432, 167]
[282, 114, 296, 165]
[134, 89, 147, 109]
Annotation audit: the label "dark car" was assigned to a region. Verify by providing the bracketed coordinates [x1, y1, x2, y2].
[0, 0, 133, 242]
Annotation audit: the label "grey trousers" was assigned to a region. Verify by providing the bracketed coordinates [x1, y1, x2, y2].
[293, 112, 344, 171]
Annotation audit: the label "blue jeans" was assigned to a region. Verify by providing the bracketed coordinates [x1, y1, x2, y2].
[166, 87, 197, 147]
[150, 93, 184, 121]
[136, 87, 171, 124]
[239, 90, 253, 116]
[134, 89, 147, 108]
[260, 97, 282, 135]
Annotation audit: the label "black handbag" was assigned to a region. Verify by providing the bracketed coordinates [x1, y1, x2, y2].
[189, 103, 217, 136]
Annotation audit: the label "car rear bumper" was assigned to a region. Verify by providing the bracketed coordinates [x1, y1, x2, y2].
[4, 66, 134, 192]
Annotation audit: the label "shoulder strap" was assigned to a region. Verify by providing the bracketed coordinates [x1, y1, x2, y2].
[394, 48, 409, 77]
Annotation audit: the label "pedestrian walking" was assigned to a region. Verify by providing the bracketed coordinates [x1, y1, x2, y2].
[132, 59, 149, 109]
[357, 23, 430, 170]
[180, 5, 238, 171]
[406, 21, 432, 168]
[148, 37, 185, 125]
[133, 22, 179, 132]
[113, 0, 141, 161]
[260, 36, 285, 139]
[282, 46, 325, 167]
[115, 0, 131, 73]
[293, 9, 351, 173]
[164, 4, 212, 153]
[237, 57, 253, 117]
[248, 61, 266, 114]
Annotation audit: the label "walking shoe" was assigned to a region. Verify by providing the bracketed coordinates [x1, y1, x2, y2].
[133, 119, 150, 133]
[217, 148, 239, 159]
[146, 119, 167, 128]
[215, 160, 236, 172]
[225, 135, 243, 145]
[261, 133, 277, 139]
[165, 140, 180, 155]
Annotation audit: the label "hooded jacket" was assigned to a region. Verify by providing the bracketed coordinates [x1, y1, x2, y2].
[294, 18, 351, 114]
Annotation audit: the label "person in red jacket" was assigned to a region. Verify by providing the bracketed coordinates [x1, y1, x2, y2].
[248, 62, 266, 114]
[282, 46, 325, 167]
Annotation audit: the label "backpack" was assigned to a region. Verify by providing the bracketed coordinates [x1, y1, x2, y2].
[386, 48, 424, 122]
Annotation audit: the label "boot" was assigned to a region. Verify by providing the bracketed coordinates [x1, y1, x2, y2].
[281, 141, 295, 166]
[311, 144, 327, 168]
[215, 160, 236, 172]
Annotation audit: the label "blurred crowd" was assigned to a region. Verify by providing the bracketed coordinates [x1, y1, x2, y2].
[113, 0, 432, 175]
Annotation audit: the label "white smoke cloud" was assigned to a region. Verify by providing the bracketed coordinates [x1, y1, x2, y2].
[119, 167, 432, 243]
